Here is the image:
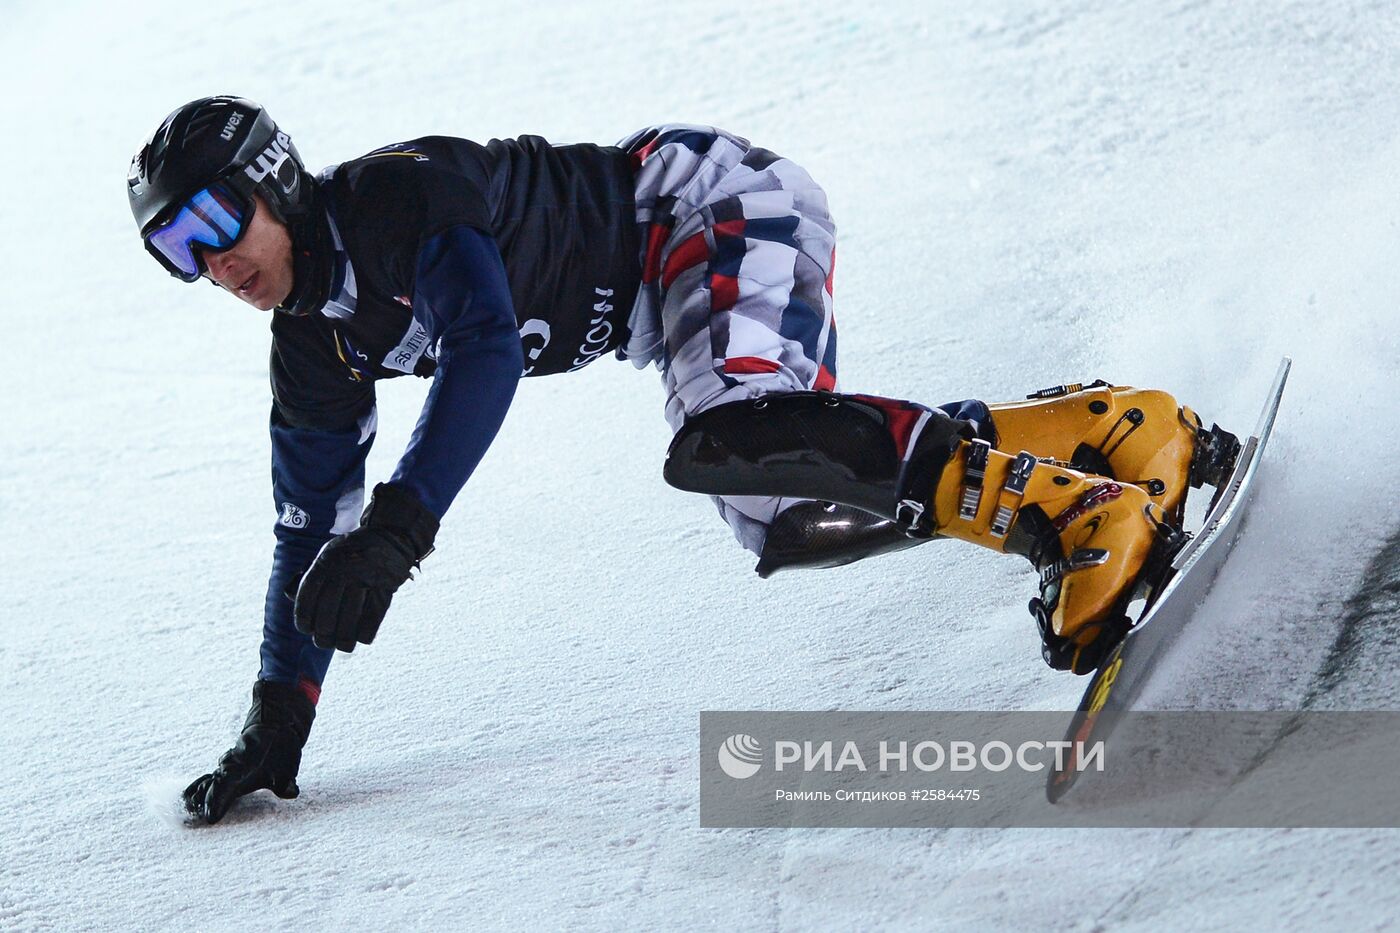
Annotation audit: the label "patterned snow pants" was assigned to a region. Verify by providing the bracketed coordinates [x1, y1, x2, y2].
[618, 125, 840, 553]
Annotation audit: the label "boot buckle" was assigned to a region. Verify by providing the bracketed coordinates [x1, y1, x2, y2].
[959, 439, 991, 520]
[895, 498, 934, 538]
[1038, 547, 1111, 589]
[991, 452, 1037, 538]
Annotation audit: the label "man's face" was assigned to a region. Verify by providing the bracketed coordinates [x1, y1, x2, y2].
[201, 193, 294, 311]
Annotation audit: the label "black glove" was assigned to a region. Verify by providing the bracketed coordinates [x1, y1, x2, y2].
[293, 482, 438, 652]
[183, 679, 316, 825]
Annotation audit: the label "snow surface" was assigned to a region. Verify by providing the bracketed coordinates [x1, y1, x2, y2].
[4, 0, 1400, 929]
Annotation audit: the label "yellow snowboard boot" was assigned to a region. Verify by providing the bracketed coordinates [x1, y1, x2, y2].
[985, 382, 1239, 523]
[927, 438, 1172, 673]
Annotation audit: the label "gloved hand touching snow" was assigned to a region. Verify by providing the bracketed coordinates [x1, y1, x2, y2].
[183, 679, 316, 825]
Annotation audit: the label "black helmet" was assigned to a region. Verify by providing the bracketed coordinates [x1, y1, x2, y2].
[128, 96, 332, 314]
[128, 96, 311, 236]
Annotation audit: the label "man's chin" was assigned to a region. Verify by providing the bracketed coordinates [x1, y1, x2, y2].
[243, 288, 288, 312]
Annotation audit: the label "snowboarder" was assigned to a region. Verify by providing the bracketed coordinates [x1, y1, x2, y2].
[128, 96, 1238, 823]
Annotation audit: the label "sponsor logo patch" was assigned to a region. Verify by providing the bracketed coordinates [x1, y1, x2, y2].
[383, 321, 432, 374]
[279, 502, 310, 529]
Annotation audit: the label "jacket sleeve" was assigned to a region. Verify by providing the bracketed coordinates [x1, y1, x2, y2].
[388, 225, 524, 518]
[261, 313, 377, 691]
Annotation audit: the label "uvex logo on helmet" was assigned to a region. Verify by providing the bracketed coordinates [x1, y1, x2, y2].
[220, 111, 244, 141]
[244, 130, 299, 195]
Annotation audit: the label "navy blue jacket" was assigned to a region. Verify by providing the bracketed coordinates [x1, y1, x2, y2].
[260, 135, 639, 690]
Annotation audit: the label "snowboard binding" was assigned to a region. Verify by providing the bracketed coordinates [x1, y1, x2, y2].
[1189, 419, 1243, 511]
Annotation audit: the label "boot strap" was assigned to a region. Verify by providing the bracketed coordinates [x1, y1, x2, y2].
[892, 412, 951, 539]
[991, 452, 1038, 538]
[895, 438, 982, 538]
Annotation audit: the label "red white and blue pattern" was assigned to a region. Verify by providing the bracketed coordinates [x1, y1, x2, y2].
[619, 125, 840, 551]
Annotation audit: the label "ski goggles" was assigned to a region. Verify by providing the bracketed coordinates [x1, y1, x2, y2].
[142, 182, 253, 282]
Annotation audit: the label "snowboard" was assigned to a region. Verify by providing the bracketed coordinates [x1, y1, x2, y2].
[1046, 357, 1291, 803]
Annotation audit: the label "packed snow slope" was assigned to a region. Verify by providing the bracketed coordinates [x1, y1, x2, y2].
[3, 0, 1399, 929]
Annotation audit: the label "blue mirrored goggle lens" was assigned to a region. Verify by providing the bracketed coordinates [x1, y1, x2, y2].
[144, 185, 249, 281]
